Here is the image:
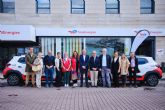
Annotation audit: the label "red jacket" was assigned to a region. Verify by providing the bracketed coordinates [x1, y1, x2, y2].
[62, 58, 71, 73]
[71, 57, 77, 71]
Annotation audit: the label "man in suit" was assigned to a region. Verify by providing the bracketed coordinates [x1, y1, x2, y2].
[89, 51, 100, 87]
[128, 52, 139, 88]
[99, 48, 112, 88]
[44, 51, 55, 88]
[25, 47, 37, 87]
[79, 49, 89, 87]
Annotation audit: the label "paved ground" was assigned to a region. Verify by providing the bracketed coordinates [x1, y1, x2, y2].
[0, 74, 165, 110]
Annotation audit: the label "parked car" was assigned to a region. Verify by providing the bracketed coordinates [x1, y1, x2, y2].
[2, 55, 163, 87]
[2, 55, 27, 86]
[97, 56, 163, 87]
[135, 56, 162, 86]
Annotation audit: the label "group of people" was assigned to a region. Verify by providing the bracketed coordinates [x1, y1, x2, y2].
[25, 47, 139, 88]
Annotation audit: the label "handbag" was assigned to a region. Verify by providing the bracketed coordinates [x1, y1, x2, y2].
[32, 65, 41, 72]
[72, 71, 78, 80]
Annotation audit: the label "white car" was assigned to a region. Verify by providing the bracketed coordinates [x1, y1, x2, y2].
[2, 55, 163, 86]
[135, 56, 162, 86]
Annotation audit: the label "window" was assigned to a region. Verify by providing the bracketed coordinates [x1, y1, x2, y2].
[0, 0, 2, 12]
[105, 0, 120, 14]
[140, 0, 155, 14]
[86, 37, 131, 56]
[0, 0, 15, 13]
[39, 37, 83, 56]
[36, 0, 50, 14]
[39, 37, 132, 57]
[71, 0, 85, 14]
[18, 57, 25, 64]
[138, 58, 148, 65]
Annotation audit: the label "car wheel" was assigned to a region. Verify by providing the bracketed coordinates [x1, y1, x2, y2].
[7, 73, 20, 86]
[146, 74, 159, 87]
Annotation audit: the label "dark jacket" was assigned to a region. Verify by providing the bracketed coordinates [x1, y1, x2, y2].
[43, 55, 55, 69]
[79, 55, 89, 71]
[25, 53, 37, 72]
[111, 57, 120, 75]
[128, 56, 139, 73]
[89, 56, 100, 71]
[99, 54, 111, 69]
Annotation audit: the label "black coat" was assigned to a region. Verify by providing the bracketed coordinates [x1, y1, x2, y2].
[99, 54, 111, 69]
[89, 56, 100, 71]
[79, 55, 89, 71]
[128, 57, 139, 73]
[43, 55, 55, 68]
[111, 57, 120, 75]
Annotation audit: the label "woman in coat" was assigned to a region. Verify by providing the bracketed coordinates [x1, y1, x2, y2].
[71, 51, 79, 87]
[119, 53, 130, 87]
[33, 52, 43, 88]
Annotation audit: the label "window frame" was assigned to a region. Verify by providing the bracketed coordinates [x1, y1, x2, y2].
[105, 0, 120, 14]
[71, 0, 85, 14]
[140, 0, 155, 14]
[0, 0, 15, 14]
[36, 0, 51, 14]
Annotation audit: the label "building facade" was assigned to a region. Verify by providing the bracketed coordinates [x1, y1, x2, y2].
[0, 0, 165, 69]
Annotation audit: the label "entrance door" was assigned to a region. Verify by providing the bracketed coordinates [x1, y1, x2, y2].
[136, 37, 155, 59]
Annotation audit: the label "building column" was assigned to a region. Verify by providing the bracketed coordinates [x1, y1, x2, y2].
[155, 0, 165, 14]
[120, 0, 140, 15]
[85, 0, 105, 14]
[51, 0, 70, 14]
[15, 0, 35, 15]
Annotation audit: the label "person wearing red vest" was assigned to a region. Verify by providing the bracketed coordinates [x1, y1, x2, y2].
[62, 52, 71, 87]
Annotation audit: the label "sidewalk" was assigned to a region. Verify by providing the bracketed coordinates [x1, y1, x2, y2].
[0, 80, 165, 110]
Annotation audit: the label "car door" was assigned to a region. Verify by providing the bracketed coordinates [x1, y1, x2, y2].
[16, 57, 26, 75]
[137, 58, 149, 76]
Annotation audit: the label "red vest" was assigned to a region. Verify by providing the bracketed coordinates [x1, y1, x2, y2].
[62, 58, 71, 73]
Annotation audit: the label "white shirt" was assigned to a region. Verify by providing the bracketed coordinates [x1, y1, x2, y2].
[131, 58, 135, 67]
[102, 55, 107, 66]
[114, 57, 118, 62]
[30, 53, 33, 57]
[83, 55, 86, 61]
[55, 58, 60, 68]
[94, 56, 96, 63]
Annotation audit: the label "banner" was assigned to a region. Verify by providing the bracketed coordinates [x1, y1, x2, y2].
[131, 30, 150, 52]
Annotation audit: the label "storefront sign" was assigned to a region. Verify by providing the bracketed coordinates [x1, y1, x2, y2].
[68, 29, 96, 35]
[36, 27, 165, 37]
[0, 25, 35, 42]
[131, 30, 150, 52]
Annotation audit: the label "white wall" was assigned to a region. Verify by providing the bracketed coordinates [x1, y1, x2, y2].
[0, 0, 165, 28]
